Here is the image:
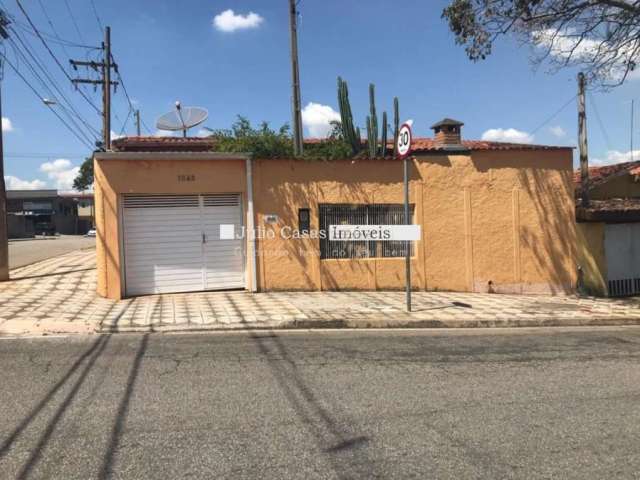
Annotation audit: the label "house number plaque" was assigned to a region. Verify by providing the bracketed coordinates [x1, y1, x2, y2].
[177, 174, 196, 182]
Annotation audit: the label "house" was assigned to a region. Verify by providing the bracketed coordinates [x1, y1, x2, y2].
[93, 119, 576, 300]
[576, 160, 640, 296]
[7, 190, 93, 238]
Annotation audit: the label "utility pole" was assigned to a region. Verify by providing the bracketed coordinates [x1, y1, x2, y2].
[288, 0, 303, 156]
[631, 99, 634, 163]
[578, 72, 589, 208]
[0, 10, 10, 281]
[71, 26, 117, 150]
[135, 109, 141, 136]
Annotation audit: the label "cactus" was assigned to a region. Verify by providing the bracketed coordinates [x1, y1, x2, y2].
[381, 111, 388, 158]
[337, 77, 360, 154]
[368, 84, 378, 157]
[393, 97, 399, 158]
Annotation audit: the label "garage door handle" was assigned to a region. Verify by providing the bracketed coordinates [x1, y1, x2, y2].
[202, 233, 206, 244]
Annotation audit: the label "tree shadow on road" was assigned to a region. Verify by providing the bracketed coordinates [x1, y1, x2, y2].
[0, 334, 111, 479]
[226, 294, 376, 479]
[97, 333, 149, 480]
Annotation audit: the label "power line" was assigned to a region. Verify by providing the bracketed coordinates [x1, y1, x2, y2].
[6, 38, 98, 146]
[7, 29, 100, 138]
[141, 117, 153, 135]
[1, 53, 94, 149]
[37, 0, 71, 60]
[530, 94, 577, 136]
[587, 91, 613, 151]
[90, 0, 104, 33]
[15, 0, 102, 115]
[63, 0, 84, 43]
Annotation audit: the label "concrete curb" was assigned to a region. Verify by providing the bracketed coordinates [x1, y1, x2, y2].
[95, 316, 640, 334]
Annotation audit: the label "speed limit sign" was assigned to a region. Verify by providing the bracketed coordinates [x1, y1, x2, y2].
[397, 123, 412, 158]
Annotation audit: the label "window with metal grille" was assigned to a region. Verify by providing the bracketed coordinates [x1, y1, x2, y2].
[319, 204, 415, 259]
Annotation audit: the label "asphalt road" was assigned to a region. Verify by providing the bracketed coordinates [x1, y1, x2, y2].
[8, 235, 95, 269]
[1, 328, 640, 479]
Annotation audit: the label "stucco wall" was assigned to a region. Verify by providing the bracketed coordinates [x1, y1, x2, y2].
[95, 148, 576, 299]
[576, 222, 607, 296]
[254, 150, 576, 295]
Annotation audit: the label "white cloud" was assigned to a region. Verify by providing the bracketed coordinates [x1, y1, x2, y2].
[154, 130, 177, 137]
[40, 159, 80, 191]
[4, 175, 47, 190]
[301, 102, 341, 138]
[111, 130, 125, 140]
[481, 128, 534, 144]
[549, 126, 567, 138]
[196, 128, 213, 138]
[591, 150, 640, 166]
[533, 28, 640, 83]
[213, 9, 263, 33]
[2, 117, 13, 133]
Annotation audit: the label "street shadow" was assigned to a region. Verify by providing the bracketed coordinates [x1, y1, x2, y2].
[1, 335, 111, 480]
[0, 335, 109, 461]
[98, 334, 149, 480]
[226, 295, 375, 479]
[10, 268, 96, 281]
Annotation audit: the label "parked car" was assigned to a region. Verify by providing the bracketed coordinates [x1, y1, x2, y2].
[85, 229, 97, 237]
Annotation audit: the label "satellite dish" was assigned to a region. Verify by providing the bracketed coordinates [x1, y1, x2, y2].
[156, 101, 208, 137]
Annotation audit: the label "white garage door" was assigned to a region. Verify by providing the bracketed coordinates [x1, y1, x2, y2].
[123, 194, 244, 296]
[605, 223, 640, 296]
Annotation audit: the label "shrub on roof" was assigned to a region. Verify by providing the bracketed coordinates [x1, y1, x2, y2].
[205, 116, 354, 160]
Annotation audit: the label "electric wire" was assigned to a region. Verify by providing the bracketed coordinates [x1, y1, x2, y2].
[6, 38, 98, 146]
[63, 0, 84, 43]
[0, 53, 95, 149]
[8, 28, 101, 138]
[90, 0, 103, 33]
[587, 91, 613, 152]
[15, 0, 102, 115]
[36, 0, 71, 60]
[530, 94, 577, 136]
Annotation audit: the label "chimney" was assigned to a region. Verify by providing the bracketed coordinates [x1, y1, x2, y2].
[430, 118, 464, 147]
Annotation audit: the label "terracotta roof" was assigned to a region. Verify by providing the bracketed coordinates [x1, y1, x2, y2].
[576, 197, 640, 222]
[111, 136, 217, 152]
[573, 160, 640, 188]
[109, 135, 571, 154]
[410, 138, 571, 152]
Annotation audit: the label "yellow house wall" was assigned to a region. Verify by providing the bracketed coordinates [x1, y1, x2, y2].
[576, 222, 607, 296]
[95, 158, 246, 299]
[95, 148, 576, 299]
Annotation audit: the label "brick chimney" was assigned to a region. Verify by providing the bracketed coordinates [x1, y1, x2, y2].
[431, 118, 464, 147]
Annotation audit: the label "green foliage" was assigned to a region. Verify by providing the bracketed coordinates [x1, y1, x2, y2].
[368, 83, 379, 158]
[393, 97, 400, 158]
[209, 116, 294, 158]
[208, 116, 353, 161]
[337, 77, 361, 155]
[72, 157, 94, 191]
[381, 111, 388, 158]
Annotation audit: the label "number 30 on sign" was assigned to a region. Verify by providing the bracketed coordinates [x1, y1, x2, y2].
[396, 123, 412, 158]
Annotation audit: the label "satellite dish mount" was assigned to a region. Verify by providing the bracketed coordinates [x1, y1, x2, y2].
[156, 101, 208, 137]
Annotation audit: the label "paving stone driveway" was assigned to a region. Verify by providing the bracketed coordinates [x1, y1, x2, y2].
[1, 249, 640, 336]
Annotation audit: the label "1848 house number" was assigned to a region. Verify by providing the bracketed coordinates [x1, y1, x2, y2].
[177, 174, 195, 182]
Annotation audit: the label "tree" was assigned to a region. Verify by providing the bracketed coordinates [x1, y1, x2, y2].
[73, 157, 93, 191]
[442, 0, 640, 87]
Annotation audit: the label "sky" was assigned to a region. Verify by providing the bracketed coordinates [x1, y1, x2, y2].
[0, 0, 639, 191]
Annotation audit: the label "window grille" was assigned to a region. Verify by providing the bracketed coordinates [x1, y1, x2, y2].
[608, 278, 640, 297]
[319, 204, 415, 260]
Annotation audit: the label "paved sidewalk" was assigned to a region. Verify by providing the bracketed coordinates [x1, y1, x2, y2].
[1, 250, 640, 336]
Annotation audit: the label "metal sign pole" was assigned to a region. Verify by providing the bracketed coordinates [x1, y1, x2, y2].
[403, 155, 411, 312]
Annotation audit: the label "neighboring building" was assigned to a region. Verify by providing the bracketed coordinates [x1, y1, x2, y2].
[7, 190, 93, 238]
[576, 161, 640, 297]
[94, 120, 576, 300]
[59, 192, 95, 230]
